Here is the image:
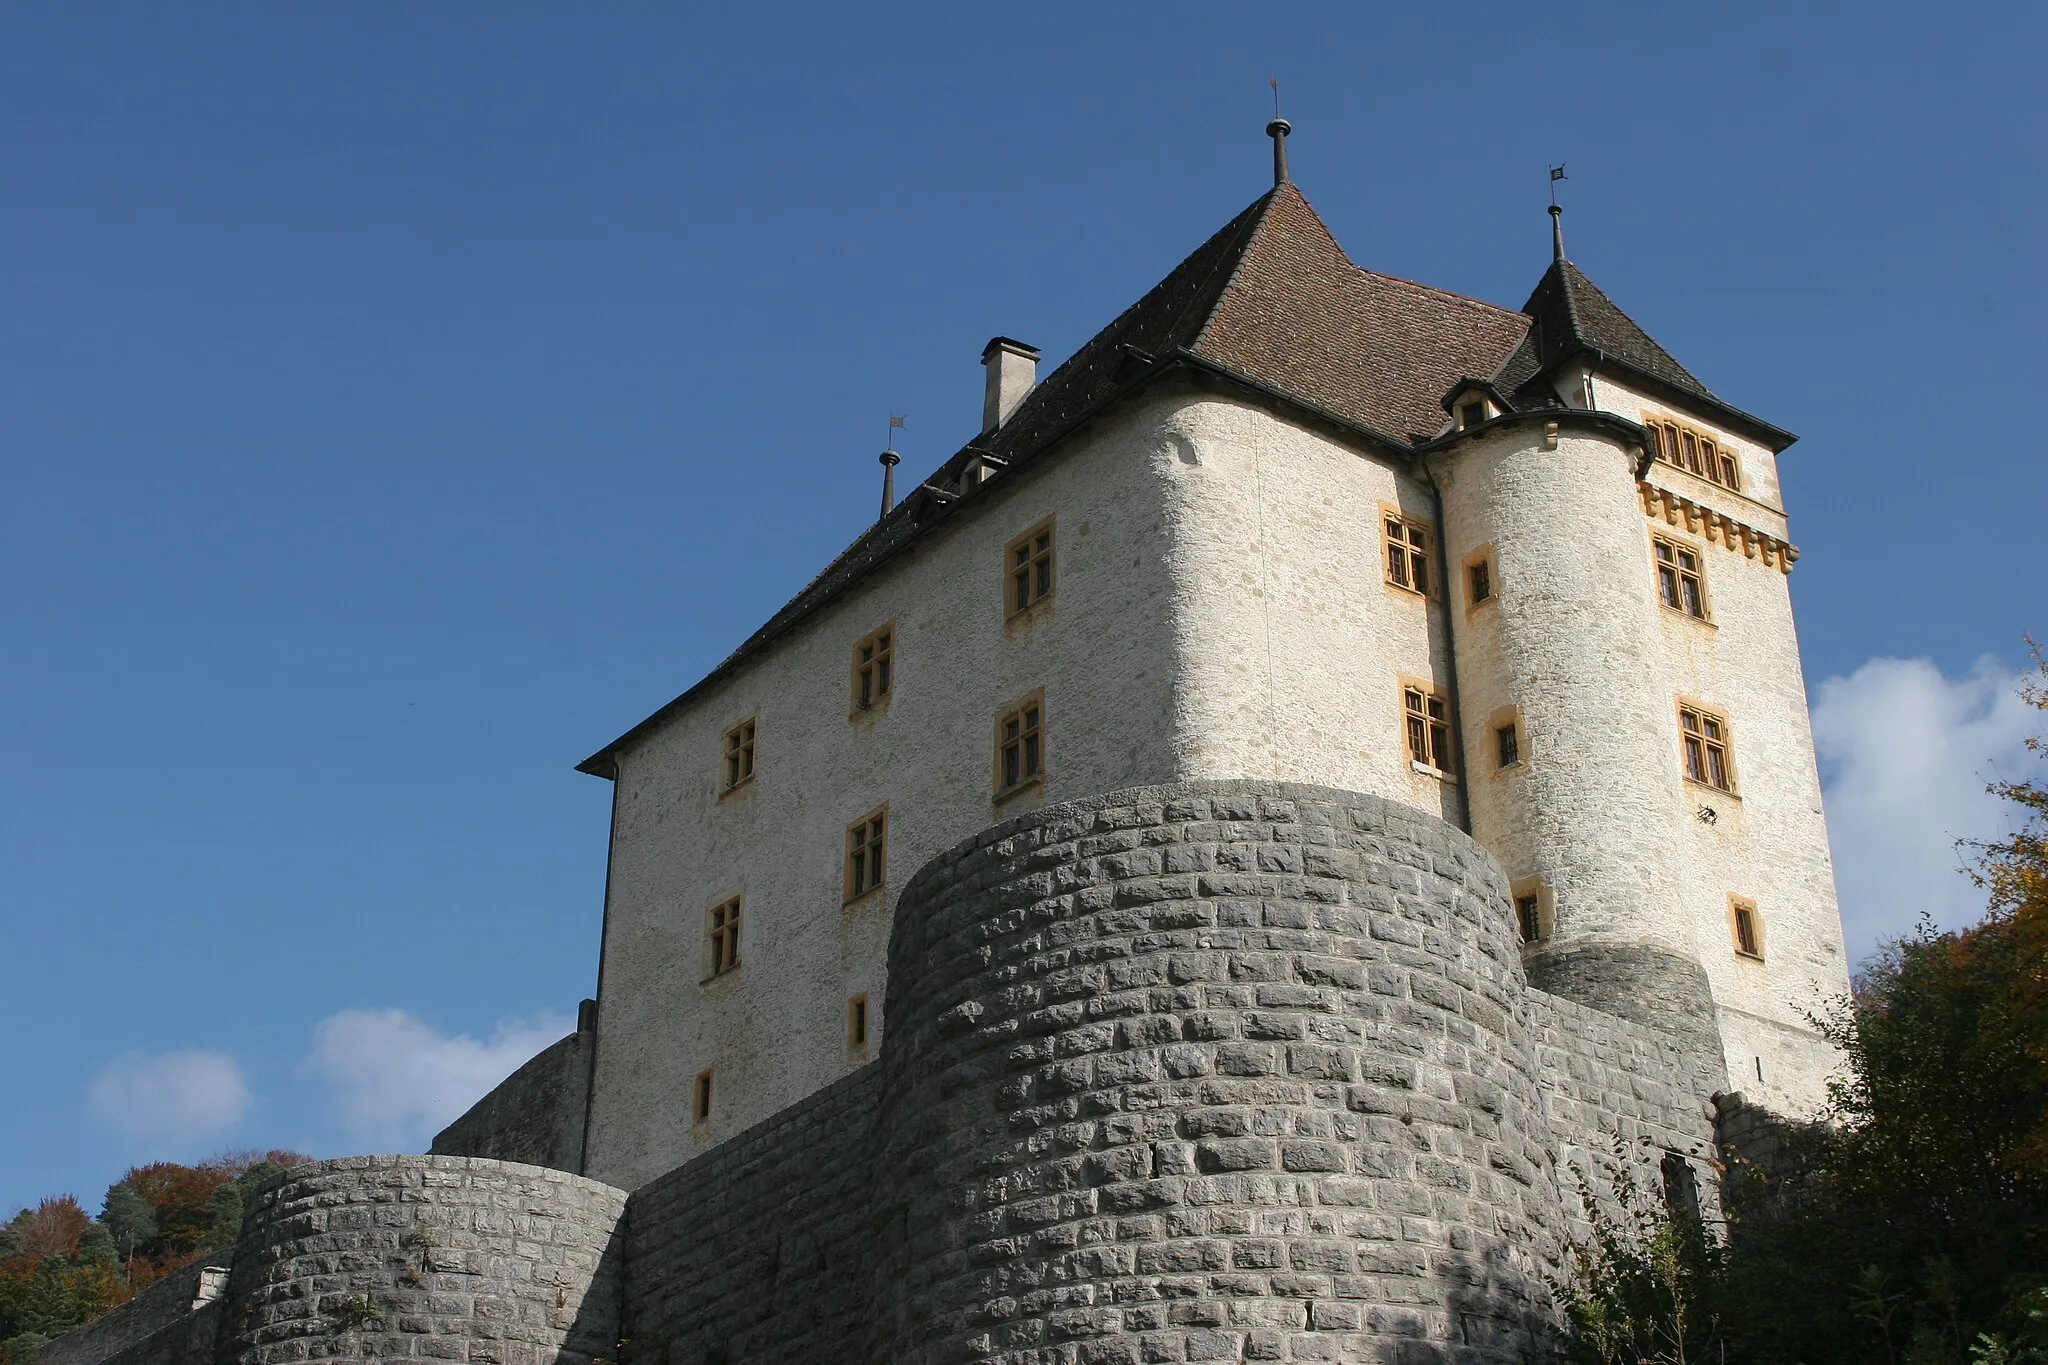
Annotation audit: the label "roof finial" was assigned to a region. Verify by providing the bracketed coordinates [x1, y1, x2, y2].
[879, 415, 905, 519]
[1548, 165, 1567, 263]
[1267, 78, 1291, 187]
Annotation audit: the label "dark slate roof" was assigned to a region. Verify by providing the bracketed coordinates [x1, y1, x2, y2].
[579, 182, 1777, 776]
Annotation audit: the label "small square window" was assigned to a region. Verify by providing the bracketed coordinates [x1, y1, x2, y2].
[852, 623, 895, 714]
[1653, 537, 1709, 621]
[722, 717, 757, 791]
[1495, 722, 1520, 770]
[1469, 560, 1492, 604]
[1460, 401, 1488, 429]
[1006, 519, 1055, 618]
[1679, 702, 1737, 794]
[1383, 510, 1433, 596]
[844, 806, 889, 903]
[1510, 877, 1550, 944]
[692, 1068, 714, 1126]
[995, 691, 1046, 799]
[1402, 681, 1454, 776]
[705, 896, 741, 978]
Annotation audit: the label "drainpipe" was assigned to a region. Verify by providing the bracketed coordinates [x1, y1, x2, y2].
[1421, 455, 1473, 834]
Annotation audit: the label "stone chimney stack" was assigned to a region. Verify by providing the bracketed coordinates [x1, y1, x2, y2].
[981, 337, 1040, 433]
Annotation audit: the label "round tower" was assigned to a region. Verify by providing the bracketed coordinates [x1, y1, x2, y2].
[1429, 416, 1721, 1063]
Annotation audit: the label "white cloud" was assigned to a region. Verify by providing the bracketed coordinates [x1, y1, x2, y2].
[1812, 654, 2043, 964]
[307, 1009, 570, 1150]
[89, 1050, 251, 1143]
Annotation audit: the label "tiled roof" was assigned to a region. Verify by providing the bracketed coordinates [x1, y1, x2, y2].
[579, 182, 1759, 776]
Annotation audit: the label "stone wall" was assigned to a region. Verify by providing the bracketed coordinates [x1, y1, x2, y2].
[39, 1261, 230, 1365]
[620, 1067, 881, 1365]
[432, 1028, 593, 1173]
[224, 1156, 626, 1365]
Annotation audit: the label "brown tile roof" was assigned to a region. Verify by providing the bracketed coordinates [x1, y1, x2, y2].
[579, 181, 1767, 776]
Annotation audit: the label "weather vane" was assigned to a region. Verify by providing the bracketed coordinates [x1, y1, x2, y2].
[1549, 164, 1567, 206]
[887, 413, 906, 449]
[1270, 76, 1281, 121]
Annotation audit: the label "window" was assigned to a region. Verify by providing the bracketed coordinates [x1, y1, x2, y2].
[1495, 720, 1521, 770]
[705, 896, 741, 978]
[692, 1068, 714, 1126]
[847, 995, 870, 1051]
[994, 691, 1045, 798]
[844, 806, 888, 903]
[1510, 877, 1549, 944]
[1383, 511, 1433, 595]
[1730, 897, 1765, 960]
[1006, 519, 1055, 617]
[1679, 703, 1736, 793]
[1459, 401, 1488, 429]
[1654, 537, 1708, 620]
[852, 624, 894, 713]
[1403, 681, 1454, 775]
[1469, 559, 1492, 604]
[1646, 416, 1741, 491]
[722, 717, 757, 791]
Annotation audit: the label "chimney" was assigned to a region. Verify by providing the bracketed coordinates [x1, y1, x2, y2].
[981, 337, 1040, 432]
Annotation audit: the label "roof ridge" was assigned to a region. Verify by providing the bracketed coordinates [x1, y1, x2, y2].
[1189, 185, 1293, 353]
[1353, 264, 1530, 322]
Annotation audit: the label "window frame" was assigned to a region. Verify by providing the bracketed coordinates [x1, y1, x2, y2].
[993, 689, 1047, 801]
[847, 994, 870, 1055]
[1400, 677, 1457, 779]
[692, 1068, 714, 1128]
[843, 804, 889, 905]
[1004, 518, 1056, 621]
[1509, 876, 1552, 945]
[1645, 413, 1742, 491]
[1489, 705, 1526, 774]
[1463, 544, 1498, 611]
[1652, 534, 1712, 623]
[1381, 506, 1435, 598]
[704, 894, 742, 980]
[1728, 895, 1766, 961]
[1677, 700, 1739, 796]
[720, 716, 758, 795]
[851, 621, 896, 717]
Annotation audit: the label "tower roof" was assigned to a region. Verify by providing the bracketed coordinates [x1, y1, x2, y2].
[578, 178, 1786, 777]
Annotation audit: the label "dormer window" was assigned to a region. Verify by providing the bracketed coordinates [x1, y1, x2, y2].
[1460, 401, 1489, 429]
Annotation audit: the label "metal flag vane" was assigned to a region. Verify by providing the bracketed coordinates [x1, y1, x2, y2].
[1549, 164, 1567, 206]
[886, 413, 906, 448]
[1270, 76, 1280, 120]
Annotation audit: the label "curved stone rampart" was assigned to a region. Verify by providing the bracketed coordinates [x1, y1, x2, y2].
[225, 1156, 625, 1365]
[870, 781, 1568, 1365]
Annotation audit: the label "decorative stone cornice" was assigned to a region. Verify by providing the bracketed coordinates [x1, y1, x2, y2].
[1640, 481, 1800, 573]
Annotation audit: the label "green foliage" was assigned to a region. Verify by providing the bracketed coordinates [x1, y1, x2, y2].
[1551, 1142, 1723, 1364]
[98, 1184, 154, 1260]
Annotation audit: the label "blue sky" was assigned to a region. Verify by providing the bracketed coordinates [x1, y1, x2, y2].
[3, 2, 2042, 1215]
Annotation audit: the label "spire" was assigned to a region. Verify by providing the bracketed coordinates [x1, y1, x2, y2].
[1549, 204, 1566, 263]
[878, 448, 900, 519]
[1267, 118, 1291, 186]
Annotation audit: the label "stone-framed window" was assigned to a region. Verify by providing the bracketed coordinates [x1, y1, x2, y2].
[1005, 518, 1055, 619]
[1382, 507, 1434, 596]
[844, 806, 888, 904]
[1510, 876, 1551, 944]
[721, 716, 757, 793]
[1646, 413, 1741, 491]
[847, 994, 870, 1055]
[1729, 895, 1766, 961]
[1401, 678, 1455, 777]
[704, 895, 741, 979]
[1653, 536, 1710, 621]
[1489, 706, 1525, 773]
[994, 690, 1045, 800]
[1464, 543, 1498, 610]
[1678, 701, 1738, 794]
[851, 622, 895, 715]
[692, 1068, 714, 1128]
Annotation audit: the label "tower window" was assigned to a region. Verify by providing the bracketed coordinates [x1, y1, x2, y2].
[995, 691, 1045, 798]
[844, 806, 889, 903]
[1402, 682, 1454, 775]
[1463, 544, 1498, 610]
[852, 623, 895, 714]
[1647, 416, 1741, 491]
[1654, 537, 1709, 620]
[722, 717, 757, 791]
[705, 896, 742, 978]
[1469, 559, 1492, 604]
[1730, 897, 1765, 960]
[1495, 721, 1521, 770]
[693, 1068, 714, 1126]
[1510, 877, 1549, 943]
[1383, 511, 1433, 596]
[847, 994, 870, 1051]
[1679, 703, 1736, 793]
[1006, 519, 1055, 618]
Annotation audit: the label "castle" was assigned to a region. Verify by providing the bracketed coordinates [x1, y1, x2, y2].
[47, 125, 1848, 1365]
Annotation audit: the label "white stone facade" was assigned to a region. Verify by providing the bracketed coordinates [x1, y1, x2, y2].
[581, 368, 1850, 1189]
